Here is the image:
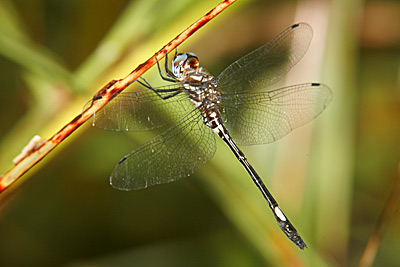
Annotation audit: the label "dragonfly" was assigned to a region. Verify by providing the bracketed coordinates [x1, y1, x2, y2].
[85, 23, 332, 249]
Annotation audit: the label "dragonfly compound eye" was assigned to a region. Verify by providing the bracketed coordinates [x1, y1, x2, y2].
[184, 53, 199, 69]
[172, 53, 199, 78]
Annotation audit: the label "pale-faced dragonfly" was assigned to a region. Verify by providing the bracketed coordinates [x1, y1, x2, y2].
[85, 23, 332, 249]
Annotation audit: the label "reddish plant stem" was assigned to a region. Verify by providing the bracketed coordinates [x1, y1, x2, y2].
[0, 0, 237, 193]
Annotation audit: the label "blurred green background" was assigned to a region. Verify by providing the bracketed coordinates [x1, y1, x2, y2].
[0, 0, 399, 266]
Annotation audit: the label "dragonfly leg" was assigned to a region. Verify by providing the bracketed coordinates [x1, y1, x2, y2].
[155, 49, 178, 83]
[164, 48, 179, 79]
[137, 77, 181, 100]
[136, 76, 153, 89]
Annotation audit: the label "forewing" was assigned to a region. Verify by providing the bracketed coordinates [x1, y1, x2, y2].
[217, 23, 313, 94]
[110, 108, 216, 190]
[84, 84, 192, 131]
[221, 83, 332, 145]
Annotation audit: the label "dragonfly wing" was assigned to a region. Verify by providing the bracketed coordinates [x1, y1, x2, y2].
[84, 84, 192, 132]
[217, 23, 313, 94]
[110, 108, 216, 190]
[221, 83, 332, 145]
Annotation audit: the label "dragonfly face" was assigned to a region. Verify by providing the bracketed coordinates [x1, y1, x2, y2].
[172, 52, 199, 79]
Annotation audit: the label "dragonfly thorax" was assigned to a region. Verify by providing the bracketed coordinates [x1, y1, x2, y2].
[174, 54, 223, 132]
[173, 53, 222, 113]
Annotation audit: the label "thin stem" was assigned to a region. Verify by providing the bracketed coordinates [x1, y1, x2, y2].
[358, 158, 400, 267]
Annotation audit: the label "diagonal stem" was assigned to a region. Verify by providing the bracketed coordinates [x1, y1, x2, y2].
[0, 0, 237, 193]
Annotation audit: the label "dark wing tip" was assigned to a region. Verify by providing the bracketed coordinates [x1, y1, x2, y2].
[118, 156, 127, 164]
[291, 23, 300, 29]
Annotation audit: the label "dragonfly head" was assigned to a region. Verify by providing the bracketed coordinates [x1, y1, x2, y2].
[172, 53, 199, 78]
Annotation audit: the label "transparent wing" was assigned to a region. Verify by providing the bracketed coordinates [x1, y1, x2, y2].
[221, 83, 332, 145]
[110, 108, 216, 190]
[217, 23, 313, 94]
[83, 84, 192, 132]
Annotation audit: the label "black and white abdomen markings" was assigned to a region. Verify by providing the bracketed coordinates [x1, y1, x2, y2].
[184, 71, 227, 138]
